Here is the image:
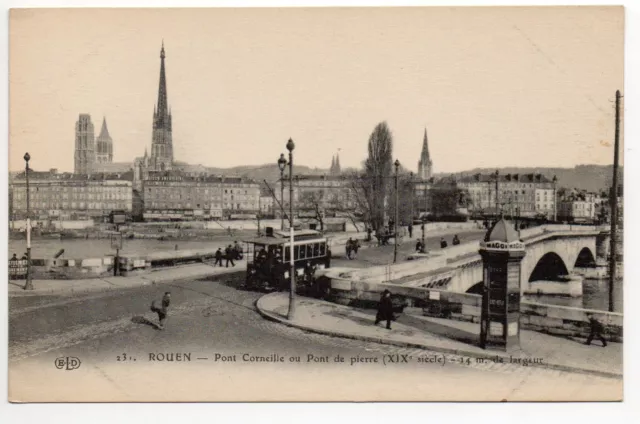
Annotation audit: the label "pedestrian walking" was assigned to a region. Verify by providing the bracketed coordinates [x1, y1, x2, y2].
[585, 314, 607, 347]
[375, 289, 395, 330]
[408, 223, 413, 238]
[346, 237, 354, 259]
[214, 248, 223, 267]
[150, 292, 171, 330]
[225, 245, 235, 268]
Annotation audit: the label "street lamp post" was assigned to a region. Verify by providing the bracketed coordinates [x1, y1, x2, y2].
[23, 152, 33, 291]
[393, 159, 400, 264]
[409, 172, 414, 223]
[286, 138, 296, 320]
[494, 169, 500, 220]
[278, 153, 287, 231]
[552, 175, 558, 222]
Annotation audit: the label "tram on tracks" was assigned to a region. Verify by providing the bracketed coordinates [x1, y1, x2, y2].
[242, 227, 331, 292]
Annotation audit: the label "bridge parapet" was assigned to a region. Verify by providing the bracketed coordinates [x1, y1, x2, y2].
[322, 276, 623, 342]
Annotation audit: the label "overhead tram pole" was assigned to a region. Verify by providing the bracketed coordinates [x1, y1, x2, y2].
[609, 89, 622, 313]
[286, 139, 296, 320]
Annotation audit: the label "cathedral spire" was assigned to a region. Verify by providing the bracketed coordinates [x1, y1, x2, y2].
[421, 128, 430, 160]
[330, 156, 335, 173]
[156, 42, 168, 118]
[335, 152, 341, 174]
[98, 117, 110, 139]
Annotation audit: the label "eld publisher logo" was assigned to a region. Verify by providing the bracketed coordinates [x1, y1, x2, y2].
[55, 357, 81, 371]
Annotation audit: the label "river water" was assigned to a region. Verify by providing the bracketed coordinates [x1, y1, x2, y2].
[523, 277, 623, 313]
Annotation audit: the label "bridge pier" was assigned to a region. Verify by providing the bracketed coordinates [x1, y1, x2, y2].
[596, 232, 610, 267]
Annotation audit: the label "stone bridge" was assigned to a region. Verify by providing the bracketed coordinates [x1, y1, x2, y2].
[326, 224, 611, 296]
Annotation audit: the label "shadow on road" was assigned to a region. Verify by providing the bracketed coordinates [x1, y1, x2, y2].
[131, 315, 161, 330]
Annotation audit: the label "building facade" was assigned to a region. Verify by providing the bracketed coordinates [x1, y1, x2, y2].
[11, 170, 133, 220]
[455, 173, 556, 218]
[281, 175, 357, 215]
[557, 200, 596, 222]
[142, 171, 260, 220]
[74, 114, 95, 175]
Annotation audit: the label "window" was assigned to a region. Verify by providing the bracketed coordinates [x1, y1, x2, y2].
[319, 243, 326, 256]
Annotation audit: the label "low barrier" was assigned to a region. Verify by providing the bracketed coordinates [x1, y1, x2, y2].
[323, 274, 623, 342]
[6, 247, 228, 280]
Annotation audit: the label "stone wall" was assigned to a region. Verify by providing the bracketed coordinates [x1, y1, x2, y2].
[325, 275, 623, 342]
[521, 301, 623, 342]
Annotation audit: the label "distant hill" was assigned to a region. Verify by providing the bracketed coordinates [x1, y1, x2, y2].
[437, 165, 620, 193]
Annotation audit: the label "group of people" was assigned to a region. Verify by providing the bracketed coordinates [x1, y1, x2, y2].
[213, 241, 243, 268]
[345, 237, 361, 260]
[439, 234, 460, 249]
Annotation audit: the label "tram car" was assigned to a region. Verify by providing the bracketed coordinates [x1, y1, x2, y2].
[242, 227, 331, 292]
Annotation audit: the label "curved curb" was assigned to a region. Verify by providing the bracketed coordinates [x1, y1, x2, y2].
[255, 293, 622, 380]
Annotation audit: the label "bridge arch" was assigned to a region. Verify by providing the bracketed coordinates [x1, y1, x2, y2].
[528, 252, 569, 282]
[574, 246, 597, 268]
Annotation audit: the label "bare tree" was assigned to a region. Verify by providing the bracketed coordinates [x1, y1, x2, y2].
[363, 122, 393, 231]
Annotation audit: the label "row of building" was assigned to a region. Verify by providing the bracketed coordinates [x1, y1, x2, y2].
[10, 165, 620, 225]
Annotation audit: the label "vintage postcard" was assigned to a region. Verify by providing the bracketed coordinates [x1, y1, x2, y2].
[7, 7, 624, 402]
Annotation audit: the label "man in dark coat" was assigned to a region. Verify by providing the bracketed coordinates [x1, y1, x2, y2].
[214, 248, 223, 267]
[225, 245, 235, 268]
[415, 239, 424, 253]
[585, 314, 607, 347]
[440, 237, 448, 249]
[408, 223, 413, 238]
[150, 292, 171, 330]
[375, 289, 394, 330]
[452, 234, 460, 245]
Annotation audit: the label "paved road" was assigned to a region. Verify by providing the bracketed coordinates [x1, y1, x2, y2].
[8, 270, 620, 402]
[332, 229, 486, 267]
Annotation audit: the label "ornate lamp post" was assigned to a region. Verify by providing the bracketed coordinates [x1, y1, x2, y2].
[277, 153, 287, 231]
[286, 138, 296, 320]
[23, 152, 34, 290]
[393, 159, 400, 264]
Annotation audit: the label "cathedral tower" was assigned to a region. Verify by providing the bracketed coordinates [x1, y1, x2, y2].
[150, 42, 173, 171]
[74, 114, 95, 174]
[95, 117, 113, 164]
[417, 128, 433, 180]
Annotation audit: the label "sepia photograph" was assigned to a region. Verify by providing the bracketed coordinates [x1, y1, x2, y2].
[6, 5, 625, 403]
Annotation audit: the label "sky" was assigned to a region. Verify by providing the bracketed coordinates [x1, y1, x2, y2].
[9, 7, 624, 174]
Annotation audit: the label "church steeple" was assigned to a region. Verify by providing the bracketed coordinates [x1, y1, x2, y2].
[156, 41, 169, 119]
[417, 127, 433, 180]
[334, 153, 341, 175]
[151, 41, 174, 171]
